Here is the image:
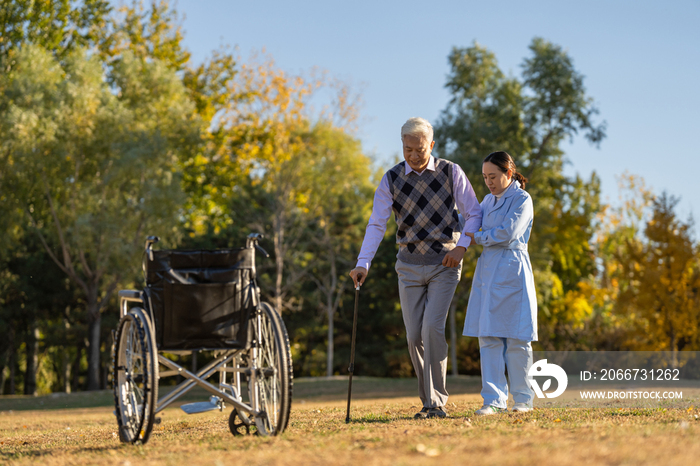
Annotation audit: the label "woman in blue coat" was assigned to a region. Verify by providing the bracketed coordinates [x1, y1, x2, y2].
[463, 151, 537, 415]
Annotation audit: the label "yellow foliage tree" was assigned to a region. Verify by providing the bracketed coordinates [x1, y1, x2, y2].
[614, 192, 700, 363]
[182, 51, 365, 317]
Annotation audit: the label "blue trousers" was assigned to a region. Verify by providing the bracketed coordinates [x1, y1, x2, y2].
[478, 336, 534, 408]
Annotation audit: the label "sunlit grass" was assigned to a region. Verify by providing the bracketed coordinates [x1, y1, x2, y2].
[1, 377, 700, 465]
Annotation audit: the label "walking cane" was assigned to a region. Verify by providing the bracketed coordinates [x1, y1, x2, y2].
[345, 274, 362, 424]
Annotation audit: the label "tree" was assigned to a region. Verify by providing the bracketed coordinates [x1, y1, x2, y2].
[1, 234, 79, 394]
[434, 37, 607, 351]
[173, 47, 378, 376]
[0, 0, 111, 67]
[1, 44, 199, 389]
[0, 2, 113, 351]
[435, 42, 528, 196]
[301, 122, 374, 376]
[98, 0, 190, 71]
[180, 51, 366, 314]
[614, 193, 700, 362]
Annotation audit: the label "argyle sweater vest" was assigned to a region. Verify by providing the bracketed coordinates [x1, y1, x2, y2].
[388, 159, 461, 265]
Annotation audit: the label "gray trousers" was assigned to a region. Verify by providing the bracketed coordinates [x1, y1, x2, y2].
[395, 259, 462, 408]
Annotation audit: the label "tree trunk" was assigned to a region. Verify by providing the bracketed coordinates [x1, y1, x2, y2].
[667, 303, 678, 369]
[326, 299, 334, 377]
[71, 345, 82, 392]
[273, 212, 285, 312]
[449, 301, 458, 376]
[670, 318, 678, 369]
[326, 247, 338, 377]
[62, 350, 71, 393]
[102, 358, 109, 389]
[0, 337, 9, 394]
[9, 345, 16, 394]
[0, 348, 10, 396]
[24, 324, 39, 395]
[3, 328, 16, 395]
[87, 302, 102, 390]
[63, 318, 71, 393]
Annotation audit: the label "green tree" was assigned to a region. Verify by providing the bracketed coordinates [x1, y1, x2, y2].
[1, 44, 199, 389]
[0, 0, 110, 67]
[434, 38, 606, 351]
[2, 235, 78, 394]
[301, 122, 374, 376]
[0, 0, 112, 317]
[99, 0, 189, 71]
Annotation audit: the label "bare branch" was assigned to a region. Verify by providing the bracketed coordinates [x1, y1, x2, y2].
[308, 273, 328, 295]
[77, 246, 93, 278]
[25, 208, 89, 295]
[41, 173, 79, 279]
[331, 281, 346, 315]
[97, 275, 121, 313]
[132, 215, 146, 250]
[525, 129, 556, 179]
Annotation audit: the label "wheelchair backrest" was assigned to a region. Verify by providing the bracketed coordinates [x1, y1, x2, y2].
[145, 248, 257, 351]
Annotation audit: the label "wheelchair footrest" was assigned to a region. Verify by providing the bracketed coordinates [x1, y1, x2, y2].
[180, 396, 224, 415]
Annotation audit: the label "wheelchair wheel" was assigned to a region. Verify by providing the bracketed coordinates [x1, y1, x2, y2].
[228, 408, 251, 436]
[113, 307, 159, 444]
[248, 302, 293, 436]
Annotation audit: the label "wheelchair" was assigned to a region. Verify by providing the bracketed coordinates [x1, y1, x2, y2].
[112, 233, 292, 444]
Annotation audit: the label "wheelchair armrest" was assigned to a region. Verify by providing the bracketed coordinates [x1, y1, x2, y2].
[119, 290, 145, 318]
[119, 290, 144, 300]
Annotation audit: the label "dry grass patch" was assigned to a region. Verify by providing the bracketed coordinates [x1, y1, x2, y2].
[1, 377, 699, 465]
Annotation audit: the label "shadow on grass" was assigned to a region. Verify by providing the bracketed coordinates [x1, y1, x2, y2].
[346, 417, 393, 424]
[1, 449, 52, 461]
[0, 444, 126, 462]
[346, 415, 433, 423]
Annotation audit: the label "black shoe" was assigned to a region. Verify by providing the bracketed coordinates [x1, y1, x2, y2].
[427, 406, 448, 419]
[414, 407, 430, 419]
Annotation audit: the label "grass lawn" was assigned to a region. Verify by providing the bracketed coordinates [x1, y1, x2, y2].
[1, 376, 699, 465]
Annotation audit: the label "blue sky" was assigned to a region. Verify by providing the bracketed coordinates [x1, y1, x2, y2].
[172, 0, 700, 230]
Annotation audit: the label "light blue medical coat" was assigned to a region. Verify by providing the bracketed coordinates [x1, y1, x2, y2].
[463, 180, 538, 341]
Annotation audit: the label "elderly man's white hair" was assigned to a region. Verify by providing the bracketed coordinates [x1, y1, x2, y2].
[401, 117, 434, 142]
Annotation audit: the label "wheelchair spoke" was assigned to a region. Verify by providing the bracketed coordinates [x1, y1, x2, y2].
[249, 304, 289, 435]
[114, 308, 156, 444]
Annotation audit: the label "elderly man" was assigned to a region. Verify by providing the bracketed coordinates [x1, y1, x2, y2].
[350, 117, 481, 419]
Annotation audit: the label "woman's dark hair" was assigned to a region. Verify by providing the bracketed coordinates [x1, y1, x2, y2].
[483, 151, 528, 189]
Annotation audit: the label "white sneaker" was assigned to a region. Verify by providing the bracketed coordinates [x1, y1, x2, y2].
[475, 405, 505, 416]
[512, 403, 531, 413]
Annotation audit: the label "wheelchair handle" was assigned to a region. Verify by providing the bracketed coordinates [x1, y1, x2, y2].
[145, 236, 160, 261]
[246, 232, 263, 247]
[255, 244, 270, 258]
[246, 233, 269, 258]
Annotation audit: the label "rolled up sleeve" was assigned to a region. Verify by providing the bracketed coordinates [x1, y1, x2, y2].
[453, 164, 482, 248]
